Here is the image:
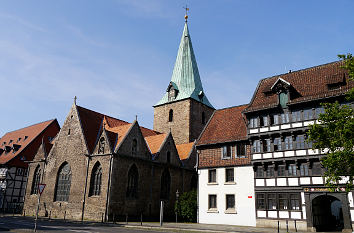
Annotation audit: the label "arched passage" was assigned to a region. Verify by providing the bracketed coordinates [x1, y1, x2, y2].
[312, 195, 344, 232]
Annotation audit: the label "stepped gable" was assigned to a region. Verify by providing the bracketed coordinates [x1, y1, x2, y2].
[197, 104, 248, 146]
[145, 133, 167, 154]
[0, 119, 57, 165]
[245, 61, 353, 112]
[176, 142, 195, 160]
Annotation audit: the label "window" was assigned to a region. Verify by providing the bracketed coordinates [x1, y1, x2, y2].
[208, 169, 216, 183]
[266, 166, 274, 177]
[132, 139, 137, 156]
[312, 162, 322, 176]
[168, 109, 173, 122]
[315, 107, 325, 118]
[255, 166, 264, 178]
[270, 114, 279, 125]
[225, 168, 234, 182]
[222, 145, 231, 159]
[160, 169, 171, 199]
[166, 151, 171, 163]
[295, 135, 305, 149]
[274, 137, 282, 151]
[303, 108, 313, 121]
[260, 115, 268, 127]
[126, 164, 139, 198]
[279, 91, 289, 108]
[288, 164, 297, 176]
[267, 194, 277, 210]
[284, 136, 293, 150]
[89, 162, 102, 196]
[31, 165, 41, 195]
[277, 165, 285, 176]
[292, 110, 301, 122]
[252, 140, 261, 153]
[54, 163, 72, 202]
[290, 194, 300, 210]
[256, 193, 265, 209]
[208, 195, 217, 209]
[278, 194, 288, 210]
[249, 117, 258, 128]
[263, 139, 271, 153]
[281, 113, 290, 124]
[98, 137, 105, 154]
[300, 163, 309, 176]
[202, 112, 206, 125]
[226, 194, 235, 210]
[236, 143, 246, 158]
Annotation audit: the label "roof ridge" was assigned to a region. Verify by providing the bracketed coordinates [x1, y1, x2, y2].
[2, 119, 56, 136]
[216, 104, 249, 111]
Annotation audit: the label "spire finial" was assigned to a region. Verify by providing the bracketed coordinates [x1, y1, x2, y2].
[183, 5, 189, 22]
[74, 96, 77, 105]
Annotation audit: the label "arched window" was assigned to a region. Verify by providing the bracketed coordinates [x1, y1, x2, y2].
[160, 169, 171, 199]
[89, 162, 102, 196]
[132, 139, 137, 156]
[166, 151, 171, 163]
[126, 164, 139, 198]
[31, 165, 41, 194]
[54, 162, 72, 202]
[168, 109, 173, 122]
[202, 112, 206, 124]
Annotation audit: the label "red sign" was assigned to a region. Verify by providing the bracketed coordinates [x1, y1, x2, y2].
[38, 184, 46, 195]
[248, 196, 252, 198]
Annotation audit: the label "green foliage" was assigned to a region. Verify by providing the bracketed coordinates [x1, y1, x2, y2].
[307, 54, 354, 191]
[175, 190, 197, 222]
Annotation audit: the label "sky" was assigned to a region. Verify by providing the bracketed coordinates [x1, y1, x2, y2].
[0, 0, 354, 136]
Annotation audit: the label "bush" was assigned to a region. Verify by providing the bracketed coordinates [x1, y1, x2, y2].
[175, 190, 197, 222]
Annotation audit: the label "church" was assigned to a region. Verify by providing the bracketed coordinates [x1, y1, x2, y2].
[23, 17, 214, 222]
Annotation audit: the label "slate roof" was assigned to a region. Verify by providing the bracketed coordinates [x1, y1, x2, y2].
[0, 119, 58, 165]
[197, 105, 248, 146]
[176, 142, 195, 160]
[245, 61, 354, 113]
[155, 22, 213, 108]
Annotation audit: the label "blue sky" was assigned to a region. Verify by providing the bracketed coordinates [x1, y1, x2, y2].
[1, 0, 353, 136]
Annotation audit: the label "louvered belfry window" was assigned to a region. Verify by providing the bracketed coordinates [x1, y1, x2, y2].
[55, 163, 72, 202]
[31, 165, 41, 195]
[126, 164, 139, 198]
[89, 162, 102, 196]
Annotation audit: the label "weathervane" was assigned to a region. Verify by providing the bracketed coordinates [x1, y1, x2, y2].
[183, 5, 189, 22]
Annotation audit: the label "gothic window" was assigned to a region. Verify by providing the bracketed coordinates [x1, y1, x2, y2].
[31, 165, 41, 195]
[54, 162, 72, 202]
[202, 112, 206, 124]
[89, 162, 102, 196]
[126, 164, 139, 198]
[168, 109, 173, 122]
[98, 137, 105, 154]
[160, 169, 171, 199]
[132, 139, 137, 156]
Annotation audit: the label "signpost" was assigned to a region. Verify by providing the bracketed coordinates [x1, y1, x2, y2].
[34, 184, 46, 232]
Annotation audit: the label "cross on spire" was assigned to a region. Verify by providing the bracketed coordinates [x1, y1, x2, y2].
[183, 5, 189, 22]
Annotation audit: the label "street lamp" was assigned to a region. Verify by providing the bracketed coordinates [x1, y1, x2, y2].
[175, 190, 179, 223]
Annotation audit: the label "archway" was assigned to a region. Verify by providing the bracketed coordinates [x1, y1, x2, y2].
[312, 195, 344, 232]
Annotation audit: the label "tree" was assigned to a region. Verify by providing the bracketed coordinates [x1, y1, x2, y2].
[307, 54, 354, 191]
[174, 190, 197, 222]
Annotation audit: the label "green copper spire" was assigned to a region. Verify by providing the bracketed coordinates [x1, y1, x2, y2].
[155, 22, 214, 108]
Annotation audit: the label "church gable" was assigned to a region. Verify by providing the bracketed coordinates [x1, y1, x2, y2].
[157, 133, 181, 167]
[115, 121, 150, 160]
[92, 128, 117, 155]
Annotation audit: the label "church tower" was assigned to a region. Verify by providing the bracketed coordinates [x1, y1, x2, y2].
[153, 15, 215, 144]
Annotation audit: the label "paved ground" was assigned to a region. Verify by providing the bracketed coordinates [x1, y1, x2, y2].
[0, 215, 342, 233]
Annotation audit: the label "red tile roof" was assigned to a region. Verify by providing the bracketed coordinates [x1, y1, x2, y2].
[197, 104, 248, 146]
[176, 142, 195, 160]
[145, 134, 167, 154]
[245, 61, 354, 112]
[0, 119, 59, 165]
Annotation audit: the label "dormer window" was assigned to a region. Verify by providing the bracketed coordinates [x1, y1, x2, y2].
[271, 78, 291, 109]
[198, 91, 204, 101]
[24, 136, 28, 141]
[167, 82, 179, 102]
[13, 144, 21, 152]
[279, 91, 289, 108]
[4, 146, 12, 153]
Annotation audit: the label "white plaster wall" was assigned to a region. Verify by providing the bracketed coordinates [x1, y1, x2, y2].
[253, 154, 261, 160]
[198, 166, 256, 226]
[281, 124, 291, 129]
[288, 178, 298, 186]
[312, 177, 323, 184]
[270, 126, 279, 131]
[300, 177, 310, 185]
[260, 127, 268, 132]
[348, 192, 353, 208]
[263, 153, 272, 159]
[277, 178, 287, 186]
[296, 150, 306, 156]
[273, 152, 283, 158]
[284, 151, 294, 157]
[292, 122, 302, 128]
[250, 129, 258, 134]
